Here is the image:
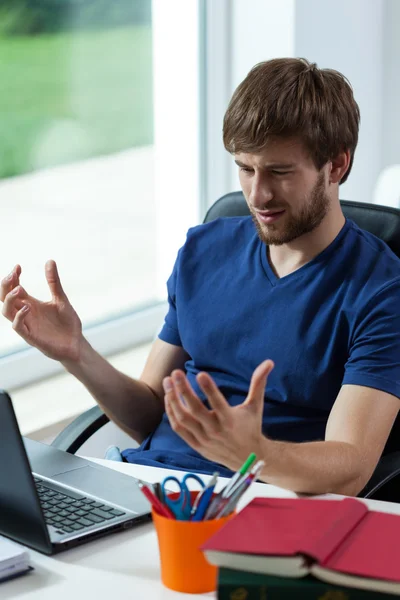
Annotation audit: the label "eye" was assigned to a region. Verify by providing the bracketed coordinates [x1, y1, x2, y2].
[271, 170, 290, 176]
[240, 167, 253, 174]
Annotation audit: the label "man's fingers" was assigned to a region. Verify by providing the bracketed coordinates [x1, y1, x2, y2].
[169, 371, 209, 416]
[1, 285, 28, 321]
[164, 383, 208, 442]
[165, 396, 200, 449]
[45, 260, 67, 301]
[12, 304, 31, 337]
[0, 264, 21, 302]
[245, 359, 275, 406]
[196, 372, 230, 414]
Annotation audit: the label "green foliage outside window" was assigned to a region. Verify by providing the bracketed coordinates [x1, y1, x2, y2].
[0, 0, 153, 179]
[0, 0, 151, 36]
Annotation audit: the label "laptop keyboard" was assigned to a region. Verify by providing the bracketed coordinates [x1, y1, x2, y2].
[33, 477, 126, 534]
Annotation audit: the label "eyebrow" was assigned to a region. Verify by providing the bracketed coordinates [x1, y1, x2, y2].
[234, 159, 296, 169]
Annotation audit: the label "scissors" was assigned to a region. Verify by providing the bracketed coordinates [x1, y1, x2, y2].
[161, 473, 205, 520]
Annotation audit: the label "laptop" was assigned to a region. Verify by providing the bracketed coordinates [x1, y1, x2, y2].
[0, 390, 152, 555]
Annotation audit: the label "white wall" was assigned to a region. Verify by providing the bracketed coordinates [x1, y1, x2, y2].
[225, 0, 389, 205]
[231, 0, 295, 87]
[295, 0, 384, 205]
[382, 0, 400, 170]
[228, 0, 295, 191]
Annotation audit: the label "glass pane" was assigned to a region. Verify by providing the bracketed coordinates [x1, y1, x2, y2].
[0, 0, 157, 356]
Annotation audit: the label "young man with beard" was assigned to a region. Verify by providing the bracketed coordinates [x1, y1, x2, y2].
[2, 58, 400, 496]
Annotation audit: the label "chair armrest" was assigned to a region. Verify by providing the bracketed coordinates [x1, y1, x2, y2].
[51, 405, 109, 454]
[359, 451, 400, 500]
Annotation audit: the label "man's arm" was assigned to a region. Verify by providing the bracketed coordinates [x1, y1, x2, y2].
[63, 337, 189, 444]
[256, 384, 399, 496]
[0, 261, 189, 443]
[164, 364, 400, 496]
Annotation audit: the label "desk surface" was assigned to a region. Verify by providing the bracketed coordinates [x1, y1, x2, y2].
[3, 458, 400, 600]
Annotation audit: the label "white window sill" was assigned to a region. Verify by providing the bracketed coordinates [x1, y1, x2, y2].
[11, 342, 153, 442]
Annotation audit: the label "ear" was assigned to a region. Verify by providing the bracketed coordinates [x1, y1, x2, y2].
[329, 150, 351, 185]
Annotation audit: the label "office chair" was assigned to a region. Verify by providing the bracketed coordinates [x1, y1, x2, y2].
[52, 192, 400, 502]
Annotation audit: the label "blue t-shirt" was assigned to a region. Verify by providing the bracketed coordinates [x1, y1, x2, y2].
[123, 216, 400, 474]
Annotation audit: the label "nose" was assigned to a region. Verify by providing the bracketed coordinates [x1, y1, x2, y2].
[248, 174, 274, 210]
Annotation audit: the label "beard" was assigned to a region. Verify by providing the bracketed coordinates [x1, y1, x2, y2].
[250, 171, 330, 246]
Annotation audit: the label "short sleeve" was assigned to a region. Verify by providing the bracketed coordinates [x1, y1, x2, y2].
[158, 246, 183, 347]
[343, 279, 400, 399]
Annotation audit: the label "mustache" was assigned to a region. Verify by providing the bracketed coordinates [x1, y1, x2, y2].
[251, 206, 286, 212]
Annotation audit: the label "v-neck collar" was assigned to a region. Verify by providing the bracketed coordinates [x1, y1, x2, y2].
[260, 219, 352, 286]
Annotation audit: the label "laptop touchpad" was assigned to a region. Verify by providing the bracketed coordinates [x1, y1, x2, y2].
[52, 466, 149, 513]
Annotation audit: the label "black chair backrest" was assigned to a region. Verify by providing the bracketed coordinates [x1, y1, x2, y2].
[204, 192, 400, 257]
[204, 191, 400, 456]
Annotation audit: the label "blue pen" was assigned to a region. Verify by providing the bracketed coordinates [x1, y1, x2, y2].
[189, 472, 217, 518]
[191, 472, 219, 521]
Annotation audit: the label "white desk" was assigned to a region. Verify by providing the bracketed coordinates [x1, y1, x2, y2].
[3, 459, 400, 600]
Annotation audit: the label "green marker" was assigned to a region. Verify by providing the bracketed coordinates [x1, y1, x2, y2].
[221, 453, 257, 498]
[203, 453, 258, 519]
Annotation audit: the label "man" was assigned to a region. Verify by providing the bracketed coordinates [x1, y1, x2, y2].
[2, 58, 400, 496]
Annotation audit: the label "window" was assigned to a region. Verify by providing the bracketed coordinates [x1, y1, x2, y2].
[0, 0, 202, 389]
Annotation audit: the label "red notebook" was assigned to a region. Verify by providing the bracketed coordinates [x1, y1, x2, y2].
[201, 497, 400, 596]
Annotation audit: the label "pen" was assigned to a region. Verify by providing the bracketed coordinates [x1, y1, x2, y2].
[137, 480, 175, 519]
[153, 482, 163, 502]
[203, 455, 254, 520]
[215, 477, 252, 518]
[225, 459, 265, 498]
[190, 472, 218, 517]
[216, 460, 265, 518]
[191, 472, 219, 521]
[221, 453, 257, 498]
[204, 453, 257, 520]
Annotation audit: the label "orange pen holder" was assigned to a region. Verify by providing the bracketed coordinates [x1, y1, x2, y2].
[152, 491, 232, 594]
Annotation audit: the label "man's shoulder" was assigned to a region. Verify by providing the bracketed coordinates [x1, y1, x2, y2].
[349, 219, 400, 261]
[343, 220, 400, 315]
[185, 215, 254, 247]
[347, 219, 400, 279]
[175, 216, 255, 273]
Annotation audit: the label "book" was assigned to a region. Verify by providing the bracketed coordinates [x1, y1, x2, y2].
[0, 535, 32, 583]
[217, 568, 397, 600]
[201, 497, 400, 596]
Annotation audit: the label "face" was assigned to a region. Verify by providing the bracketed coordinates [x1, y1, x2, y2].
[236, 138, 331, 246]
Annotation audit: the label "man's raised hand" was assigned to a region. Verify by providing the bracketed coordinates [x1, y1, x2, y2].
[0, 260, 83, 362]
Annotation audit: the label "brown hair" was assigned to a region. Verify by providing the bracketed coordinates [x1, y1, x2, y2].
[223, 58, 360, 184]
